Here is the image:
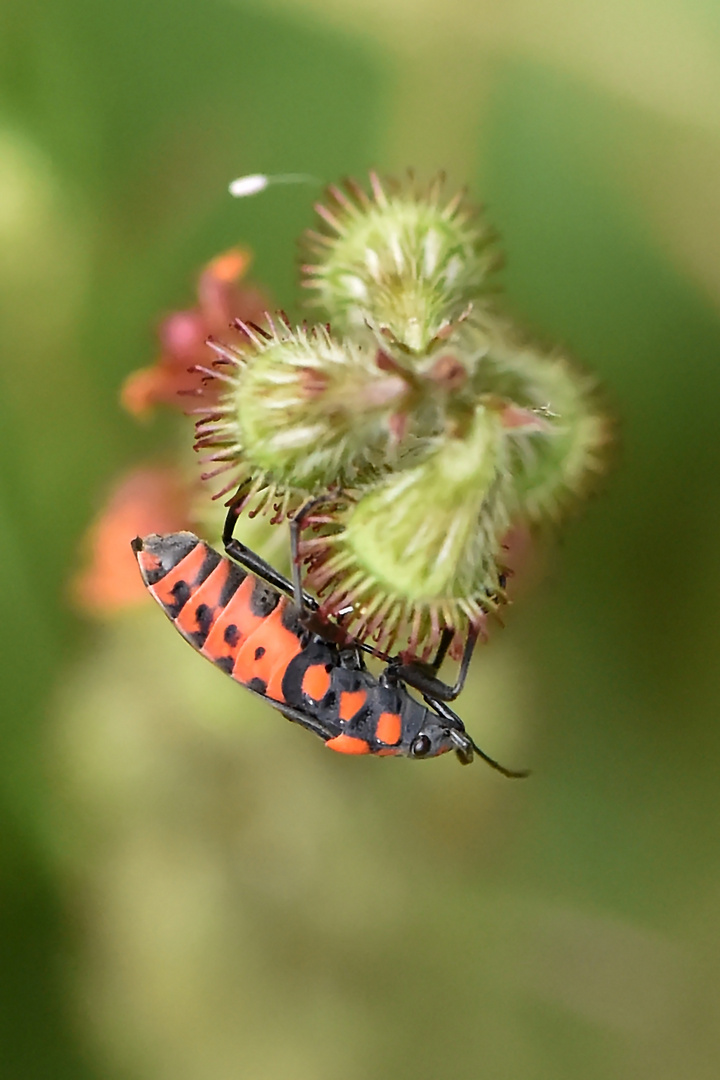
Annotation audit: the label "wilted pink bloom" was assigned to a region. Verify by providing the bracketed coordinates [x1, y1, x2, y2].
[121, 248, 269, 416]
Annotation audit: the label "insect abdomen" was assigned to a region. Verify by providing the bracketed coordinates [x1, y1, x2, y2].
[133, 532, 304, 703]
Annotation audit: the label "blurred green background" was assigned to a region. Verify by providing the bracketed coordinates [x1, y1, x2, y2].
[2, 0, 720, 1077]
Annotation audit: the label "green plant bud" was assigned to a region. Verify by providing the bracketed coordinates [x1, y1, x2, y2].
[302, 173, 499, 354]
[301, 402, 512, 657]
[471, 320, 610, 523]
[193, 317, 413, 518]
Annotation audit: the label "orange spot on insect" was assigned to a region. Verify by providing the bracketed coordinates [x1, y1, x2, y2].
[326, 734, 370, 755]
[375, 711, 402, 746]
[175, 558, 229, 636]
[302, 664, 332, 701]
[151, 542, 208, 609]
[233, 600, 302, 702]
[339, 689, 367, 722]
[375, 747, 399, 756]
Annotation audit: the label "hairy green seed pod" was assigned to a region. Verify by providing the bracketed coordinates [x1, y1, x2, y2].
[302, 402, 512, 657]
[302, 173, 499, 354]
[194, 318, 413, 518]
[472, 319, 610, 523]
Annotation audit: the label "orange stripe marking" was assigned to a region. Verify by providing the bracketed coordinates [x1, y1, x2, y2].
[175, 559, 230, 637]
[233, 600, 302, 702]
[339, 689, 367, 722]
[151, 542, 207, 608]
[302, 664, 332, 702]
[326, 734, 370, 755]
[201, 576, 262, 664]
[138, 550, 162, 580]
[375, 711, 402, 746]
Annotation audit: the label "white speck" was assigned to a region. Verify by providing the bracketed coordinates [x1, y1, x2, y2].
[229, 173, 270, 198]
[229, 172, 319, 198]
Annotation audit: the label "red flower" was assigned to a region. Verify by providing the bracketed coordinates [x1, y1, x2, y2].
[121, 248, 268, 417]
[75, 246, 271, 616]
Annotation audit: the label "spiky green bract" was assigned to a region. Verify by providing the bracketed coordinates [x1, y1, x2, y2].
[302, 173, 499, 354]
[472, 321, 610, 524]
[194, 319, 411, 518]
[236, 323, 411, 485]
[302, 403, 512, 657]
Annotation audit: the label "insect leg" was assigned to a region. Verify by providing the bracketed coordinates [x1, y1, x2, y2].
[428, 627, 454, 673]
[277, 701, 340, 743]
[289, 495, 335, 611]
[223, 489, 318, 610]
[394, 625, 479, 702]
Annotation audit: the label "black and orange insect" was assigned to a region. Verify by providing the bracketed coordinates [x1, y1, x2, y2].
[132, 525, 527, 774]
